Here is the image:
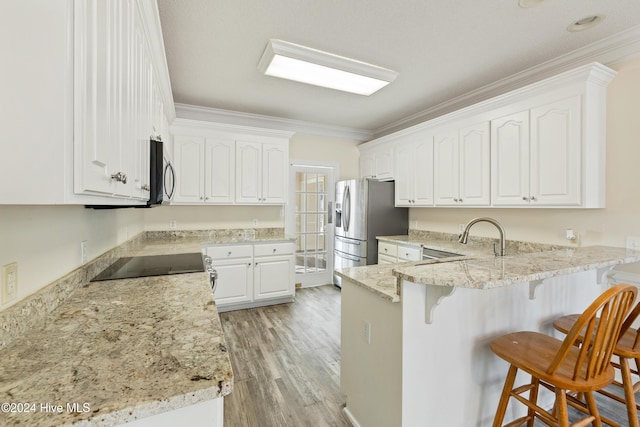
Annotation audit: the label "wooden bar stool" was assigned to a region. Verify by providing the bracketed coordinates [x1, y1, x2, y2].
[554, 290, 640, 427]
[491, 284, 637, 427]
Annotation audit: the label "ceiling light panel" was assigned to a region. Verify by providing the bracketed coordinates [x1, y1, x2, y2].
[258, 39, 398, 96]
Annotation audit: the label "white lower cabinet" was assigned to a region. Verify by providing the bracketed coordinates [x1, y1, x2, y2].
[205, 242, 295, 311]
[377, 240, 421, 264]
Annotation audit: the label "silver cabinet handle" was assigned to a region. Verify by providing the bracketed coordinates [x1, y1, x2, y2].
[111, 172, 127, 184]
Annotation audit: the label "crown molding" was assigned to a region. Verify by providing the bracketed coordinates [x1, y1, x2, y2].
[174, 103, 373, 141]
[373, 25, 640, 138]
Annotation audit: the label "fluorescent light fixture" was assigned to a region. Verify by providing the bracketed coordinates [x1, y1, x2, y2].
[258, 39, 398, 96]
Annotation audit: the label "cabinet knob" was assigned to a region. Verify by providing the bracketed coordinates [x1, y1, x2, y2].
[205, 197, 209, 201]
[530, 196, 537, 201]
[110, 172, 127, 184]
[522, 196, 530, 201]
[453, 198, 459, 202]
[273, 248, 277, 253]
[248, 262, 251, 266]
[384, 248, 388, 252]
[200, 197, 204, 200]
[141, 184, 150, 191]
[458, 198, 463, 203]
[228, 251, 232, 256]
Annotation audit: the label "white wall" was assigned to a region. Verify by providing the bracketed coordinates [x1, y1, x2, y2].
[0, 206, 144, 310]
[410, 57, 640, 272]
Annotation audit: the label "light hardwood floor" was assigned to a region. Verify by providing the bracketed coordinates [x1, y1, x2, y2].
[220, 285, 350, 427]
[220, 285, 636, 427]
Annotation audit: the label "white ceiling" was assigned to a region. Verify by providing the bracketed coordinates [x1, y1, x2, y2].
[157, 0, 640, 138]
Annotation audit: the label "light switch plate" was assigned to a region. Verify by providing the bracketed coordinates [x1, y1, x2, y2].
[626, 236, 640, 251]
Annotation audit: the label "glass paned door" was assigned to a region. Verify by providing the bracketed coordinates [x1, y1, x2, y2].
[288, 165, 335, 287]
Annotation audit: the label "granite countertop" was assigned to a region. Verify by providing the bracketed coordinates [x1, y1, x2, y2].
[337, 235, 640, 302]
[0, 231, 297, 426]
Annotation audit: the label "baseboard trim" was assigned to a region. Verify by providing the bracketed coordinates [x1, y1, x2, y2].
[216, 297, 295, 313]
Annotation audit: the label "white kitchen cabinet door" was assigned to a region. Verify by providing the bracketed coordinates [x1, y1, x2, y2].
[236, 140, 288, 204]
[394, 138, 433, 207]
[394, 143, 414, 206]
[235, 140, 262, 203]
[530, 96, 581, 206]
[433, 129, 460, 206]
[360, 151, 376, 179]
[261, 143, 288, 204]
[360, 145, 393, 180]
[74, 0, 117, 196]
[253, 255, 295, 301]
[205, 138, 235, 204]
[211, 258, 253, 305]
[413, 139, 435, 206]
[491, 111, 530, 206]
[173, 136, 205, 203]
[458, 121, 490, 206]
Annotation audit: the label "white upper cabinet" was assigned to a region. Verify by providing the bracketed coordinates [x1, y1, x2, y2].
[491, 96, 581, 206]
[205, 139, 235, 204]
[394, 134, 433, 207]
[395, 133, 434, 207]
[360, 63, 615, 209]
[491, 111, 530, 206]
[1, 0, 174, 204]
[171, 120, 292, 205]
[360, 144, 394, 181]
[173, 135, 205, 203]
[530, 96, 581, 206]
[173, 136, 235, 204]
[236, 141, 288, 204]
[434, 122, 490, 206]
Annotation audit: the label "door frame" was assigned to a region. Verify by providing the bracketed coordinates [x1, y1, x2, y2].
[286, 160, 338, 288]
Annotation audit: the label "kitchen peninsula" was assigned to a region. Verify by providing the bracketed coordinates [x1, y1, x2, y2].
[337, 235, 640, 427]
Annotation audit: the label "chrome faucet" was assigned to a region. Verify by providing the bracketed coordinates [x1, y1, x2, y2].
[458, 217, 506, 257]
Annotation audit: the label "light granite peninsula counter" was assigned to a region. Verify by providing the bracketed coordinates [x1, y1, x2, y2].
[337, 234, 640, 427]
[0, 228, 292, 427]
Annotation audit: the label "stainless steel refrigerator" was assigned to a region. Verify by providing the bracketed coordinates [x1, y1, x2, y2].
[333, 179, 408, 286]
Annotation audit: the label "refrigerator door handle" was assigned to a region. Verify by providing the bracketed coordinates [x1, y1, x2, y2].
[335, 251, 362, 263]
[327, 201, 333, 224]
[336, 236, 360, 245]
[343, 185, 351, 232]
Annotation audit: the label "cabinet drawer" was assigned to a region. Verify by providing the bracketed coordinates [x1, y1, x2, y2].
[378, 253, 397, 264]
[254, 242, 294, 257]
[378, 241, 397, 257]
[206, 245, 253, 260]
[398, 245, 421, 261]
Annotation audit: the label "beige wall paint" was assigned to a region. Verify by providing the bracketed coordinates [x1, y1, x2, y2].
[0, 206, 144, 309]
[143, 205, 283, 230]
[410, 57, 640, 270]
[290, 133, 361, 180]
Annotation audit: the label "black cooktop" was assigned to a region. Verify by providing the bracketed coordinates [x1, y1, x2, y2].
[90, 252, 205, 282]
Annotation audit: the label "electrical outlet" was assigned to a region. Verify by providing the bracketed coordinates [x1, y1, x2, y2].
[252, 219, 259, 227]
[627, 236, 640, 251]
[362, 321, 371, 344]
[169, 220, 177, 229]
[412, 220, 418, 229]
[2, 262, 18, 303]
[80, 240, 88, 264]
